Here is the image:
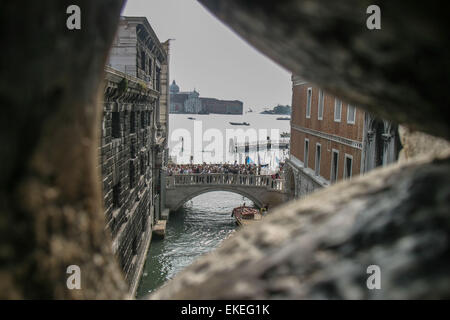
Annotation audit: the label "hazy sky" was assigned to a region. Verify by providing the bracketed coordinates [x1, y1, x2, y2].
[122, 0, 292, 111]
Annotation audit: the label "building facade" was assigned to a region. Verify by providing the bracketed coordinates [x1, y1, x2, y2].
[101, 17, 170, 296]
[200, 97, 243, 115]
[285, 75, 400, 198]
[169, 80, 243, 114]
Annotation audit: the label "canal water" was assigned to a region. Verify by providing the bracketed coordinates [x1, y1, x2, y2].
[136, 191, 253, 298]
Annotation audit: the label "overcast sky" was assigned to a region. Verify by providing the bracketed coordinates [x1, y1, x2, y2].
[122, 0, 292, 111]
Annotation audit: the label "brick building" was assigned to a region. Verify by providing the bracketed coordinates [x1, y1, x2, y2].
[285, 75, 401, 198]
[101, 17, 170, 296]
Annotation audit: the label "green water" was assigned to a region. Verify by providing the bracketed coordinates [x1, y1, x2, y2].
[136, 191, 252, 298]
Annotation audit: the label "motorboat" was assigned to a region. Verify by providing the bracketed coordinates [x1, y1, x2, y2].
[231, 206, 261, 226]
[229, 122, 250, 126]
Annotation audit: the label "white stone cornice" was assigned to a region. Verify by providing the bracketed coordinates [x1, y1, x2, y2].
[291, 124, 363, 150]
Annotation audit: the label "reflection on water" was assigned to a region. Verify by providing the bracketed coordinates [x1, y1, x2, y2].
[136, 191, 253, 298]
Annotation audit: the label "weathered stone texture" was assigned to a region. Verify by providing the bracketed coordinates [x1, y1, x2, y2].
[0, 0, 128, 299]
[102, 68, 163, 295]
[398, 126, 450, 161]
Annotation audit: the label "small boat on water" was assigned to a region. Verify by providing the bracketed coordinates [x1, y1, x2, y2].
[231, 206, 262, 226]
[229, 122, 250, 126]
[187, 117, 196, 120]
[276, 117, 291, 120]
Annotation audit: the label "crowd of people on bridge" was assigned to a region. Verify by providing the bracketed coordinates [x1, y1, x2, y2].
[167, 162, 284, 180]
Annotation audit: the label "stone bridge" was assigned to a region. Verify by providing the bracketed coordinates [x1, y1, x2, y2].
[165, 174, 288, 211]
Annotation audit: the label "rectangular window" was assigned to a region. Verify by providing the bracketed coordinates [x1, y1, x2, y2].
[347, 105, 356, 124]
[304, 139, 309, 168]
[112, 112, 120, 138]
[318, 90, 324, 120]
[129, 161, 135, 189]
[344, 154, 353, 180]
[315, 143, 321, 176]
[156, 66, 161, 91]
[130, 111, 136, 133]
[334, 98, 342, 122]
[141, 51, 146, 71]
[331, 150, 339, 183]
[130, 143, 136, 159]
[112, 183, 121, 208]
[306, 87, 312, 118]
[140, 155, 145, 175]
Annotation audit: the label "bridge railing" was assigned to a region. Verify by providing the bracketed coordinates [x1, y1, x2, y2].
[166, 174, 285, 191]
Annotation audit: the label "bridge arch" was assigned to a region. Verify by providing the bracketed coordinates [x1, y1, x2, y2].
[170, 186, 265, 212]
[165, 174, 288, 212]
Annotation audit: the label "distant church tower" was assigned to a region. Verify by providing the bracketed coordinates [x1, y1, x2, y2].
[170, 80, 180, 94]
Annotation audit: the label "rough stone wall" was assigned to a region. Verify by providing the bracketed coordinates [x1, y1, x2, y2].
[102, 69, 158, 295]
[295, 167, 323, 197]
[398, 126, 450, 161]
[0, 0, 128, 299]
[285, 159, 323, 199]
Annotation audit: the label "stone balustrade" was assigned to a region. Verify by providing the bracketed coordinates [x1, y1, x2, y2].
[166, 173, 285, 191]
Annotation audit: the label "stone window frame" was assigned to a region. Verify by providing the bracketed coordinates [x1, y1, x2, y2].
[334, 98, 342, 122]
[306, 87, 312, 119]
[347, 104, 356, 124]
[318, 89, 324, 120]
[344, 153, 353, 180]
[330, 148, 339, 183]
